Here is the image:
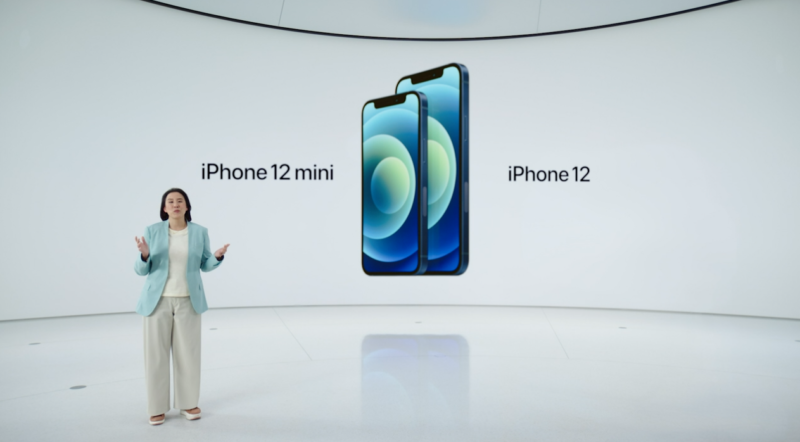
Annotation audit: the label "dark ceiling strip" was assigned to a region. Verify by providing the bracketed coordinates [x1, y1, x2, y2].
[139, 0, 740, 41]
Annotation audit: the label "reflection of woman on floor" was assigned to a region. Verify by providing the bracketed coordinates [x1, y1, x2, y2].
[134, 188, 229, 425]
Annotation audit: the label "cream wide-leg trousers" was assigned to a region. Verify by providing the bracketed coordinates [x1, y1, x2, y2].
[143, 297, 201, 416]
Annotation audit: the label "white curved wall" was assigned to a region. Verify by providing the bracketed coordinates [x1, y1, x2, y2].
[0, 0, 798, 320]
[158, 0, 727, 39]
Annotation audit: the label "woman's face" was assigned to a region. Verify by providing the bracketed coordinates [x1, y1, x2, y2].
[163, 192, 188, 220]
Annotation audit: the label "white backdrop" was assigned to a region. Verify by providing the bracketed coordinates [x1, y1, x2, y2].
[0, 0, 798, 320]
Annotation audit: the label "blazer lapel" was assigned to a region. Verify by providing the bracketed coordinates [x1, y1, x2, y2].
[161, 220, 169, 254]
[187, 222, 197, 257]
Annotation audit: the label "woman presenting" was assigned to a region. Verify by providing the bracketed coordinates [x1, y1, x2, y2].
[134, 188, 229, 425]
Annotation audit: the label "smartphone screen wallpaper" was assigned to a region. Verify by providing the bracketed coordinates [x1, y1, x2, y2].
[363, 93, 423, 274]
[397, 66, 463, 273]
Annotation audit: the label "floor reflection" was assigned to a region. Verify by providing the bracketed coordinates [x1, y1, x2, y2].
[361, 335, 469, 433]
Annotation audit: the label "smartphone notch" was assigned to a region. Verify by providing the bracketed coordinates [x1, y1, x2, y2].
[410, 66, 444, 85]
[373, 93, 407, 108]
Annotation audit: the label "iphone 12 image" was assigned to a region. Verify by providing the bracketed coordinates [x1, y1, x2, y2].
[362, 91, 428, 275]
[397, 63, 469, 275]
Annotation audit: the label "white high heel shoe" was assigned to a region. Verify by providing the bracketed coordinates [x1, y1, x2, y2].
[180, 408, 202, 420]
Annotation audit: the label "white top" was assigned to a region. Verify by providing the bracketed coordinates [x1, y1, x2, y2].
[162, 227, 189, 297]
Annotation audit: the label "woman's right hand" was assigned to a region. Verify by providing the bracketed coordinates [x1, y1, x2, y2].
[135, 236, 150, 260]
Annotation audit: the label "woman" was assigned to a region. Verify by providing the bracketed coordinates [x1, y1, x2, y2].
[134, 188, 229, 425]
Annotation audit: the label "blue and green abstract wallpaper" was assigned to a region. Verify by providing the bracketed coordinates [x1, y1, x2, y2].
[397, 66, 461, 272]
[363, 94, 421, 273]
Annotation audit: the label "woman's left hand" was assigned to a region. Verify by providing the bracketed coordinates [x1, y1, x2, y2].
[215, 244, 230, 259]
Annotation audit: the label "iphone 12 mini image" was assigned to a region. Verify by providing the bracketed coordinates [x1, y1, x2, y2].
[362, 91, 429, 275]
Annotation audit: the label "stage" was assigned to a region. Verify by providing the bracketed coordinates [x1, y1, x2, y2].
[1, 305, 798, 441]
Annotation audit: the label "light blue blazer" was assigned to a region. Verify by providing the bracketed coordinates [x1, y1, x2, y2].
[134, 221, 222, 316]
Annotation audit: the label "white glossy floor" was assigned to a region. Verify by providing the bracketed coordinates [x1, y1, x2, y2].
[1, 306, 799, 441]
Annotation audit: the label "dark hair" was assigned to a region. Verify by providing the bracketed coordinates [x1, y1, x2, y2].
[160, 188, 192, 222]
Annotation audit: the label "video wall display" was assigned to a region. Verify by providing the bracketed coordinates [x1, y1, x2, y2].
[0, 0, 798, 320]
